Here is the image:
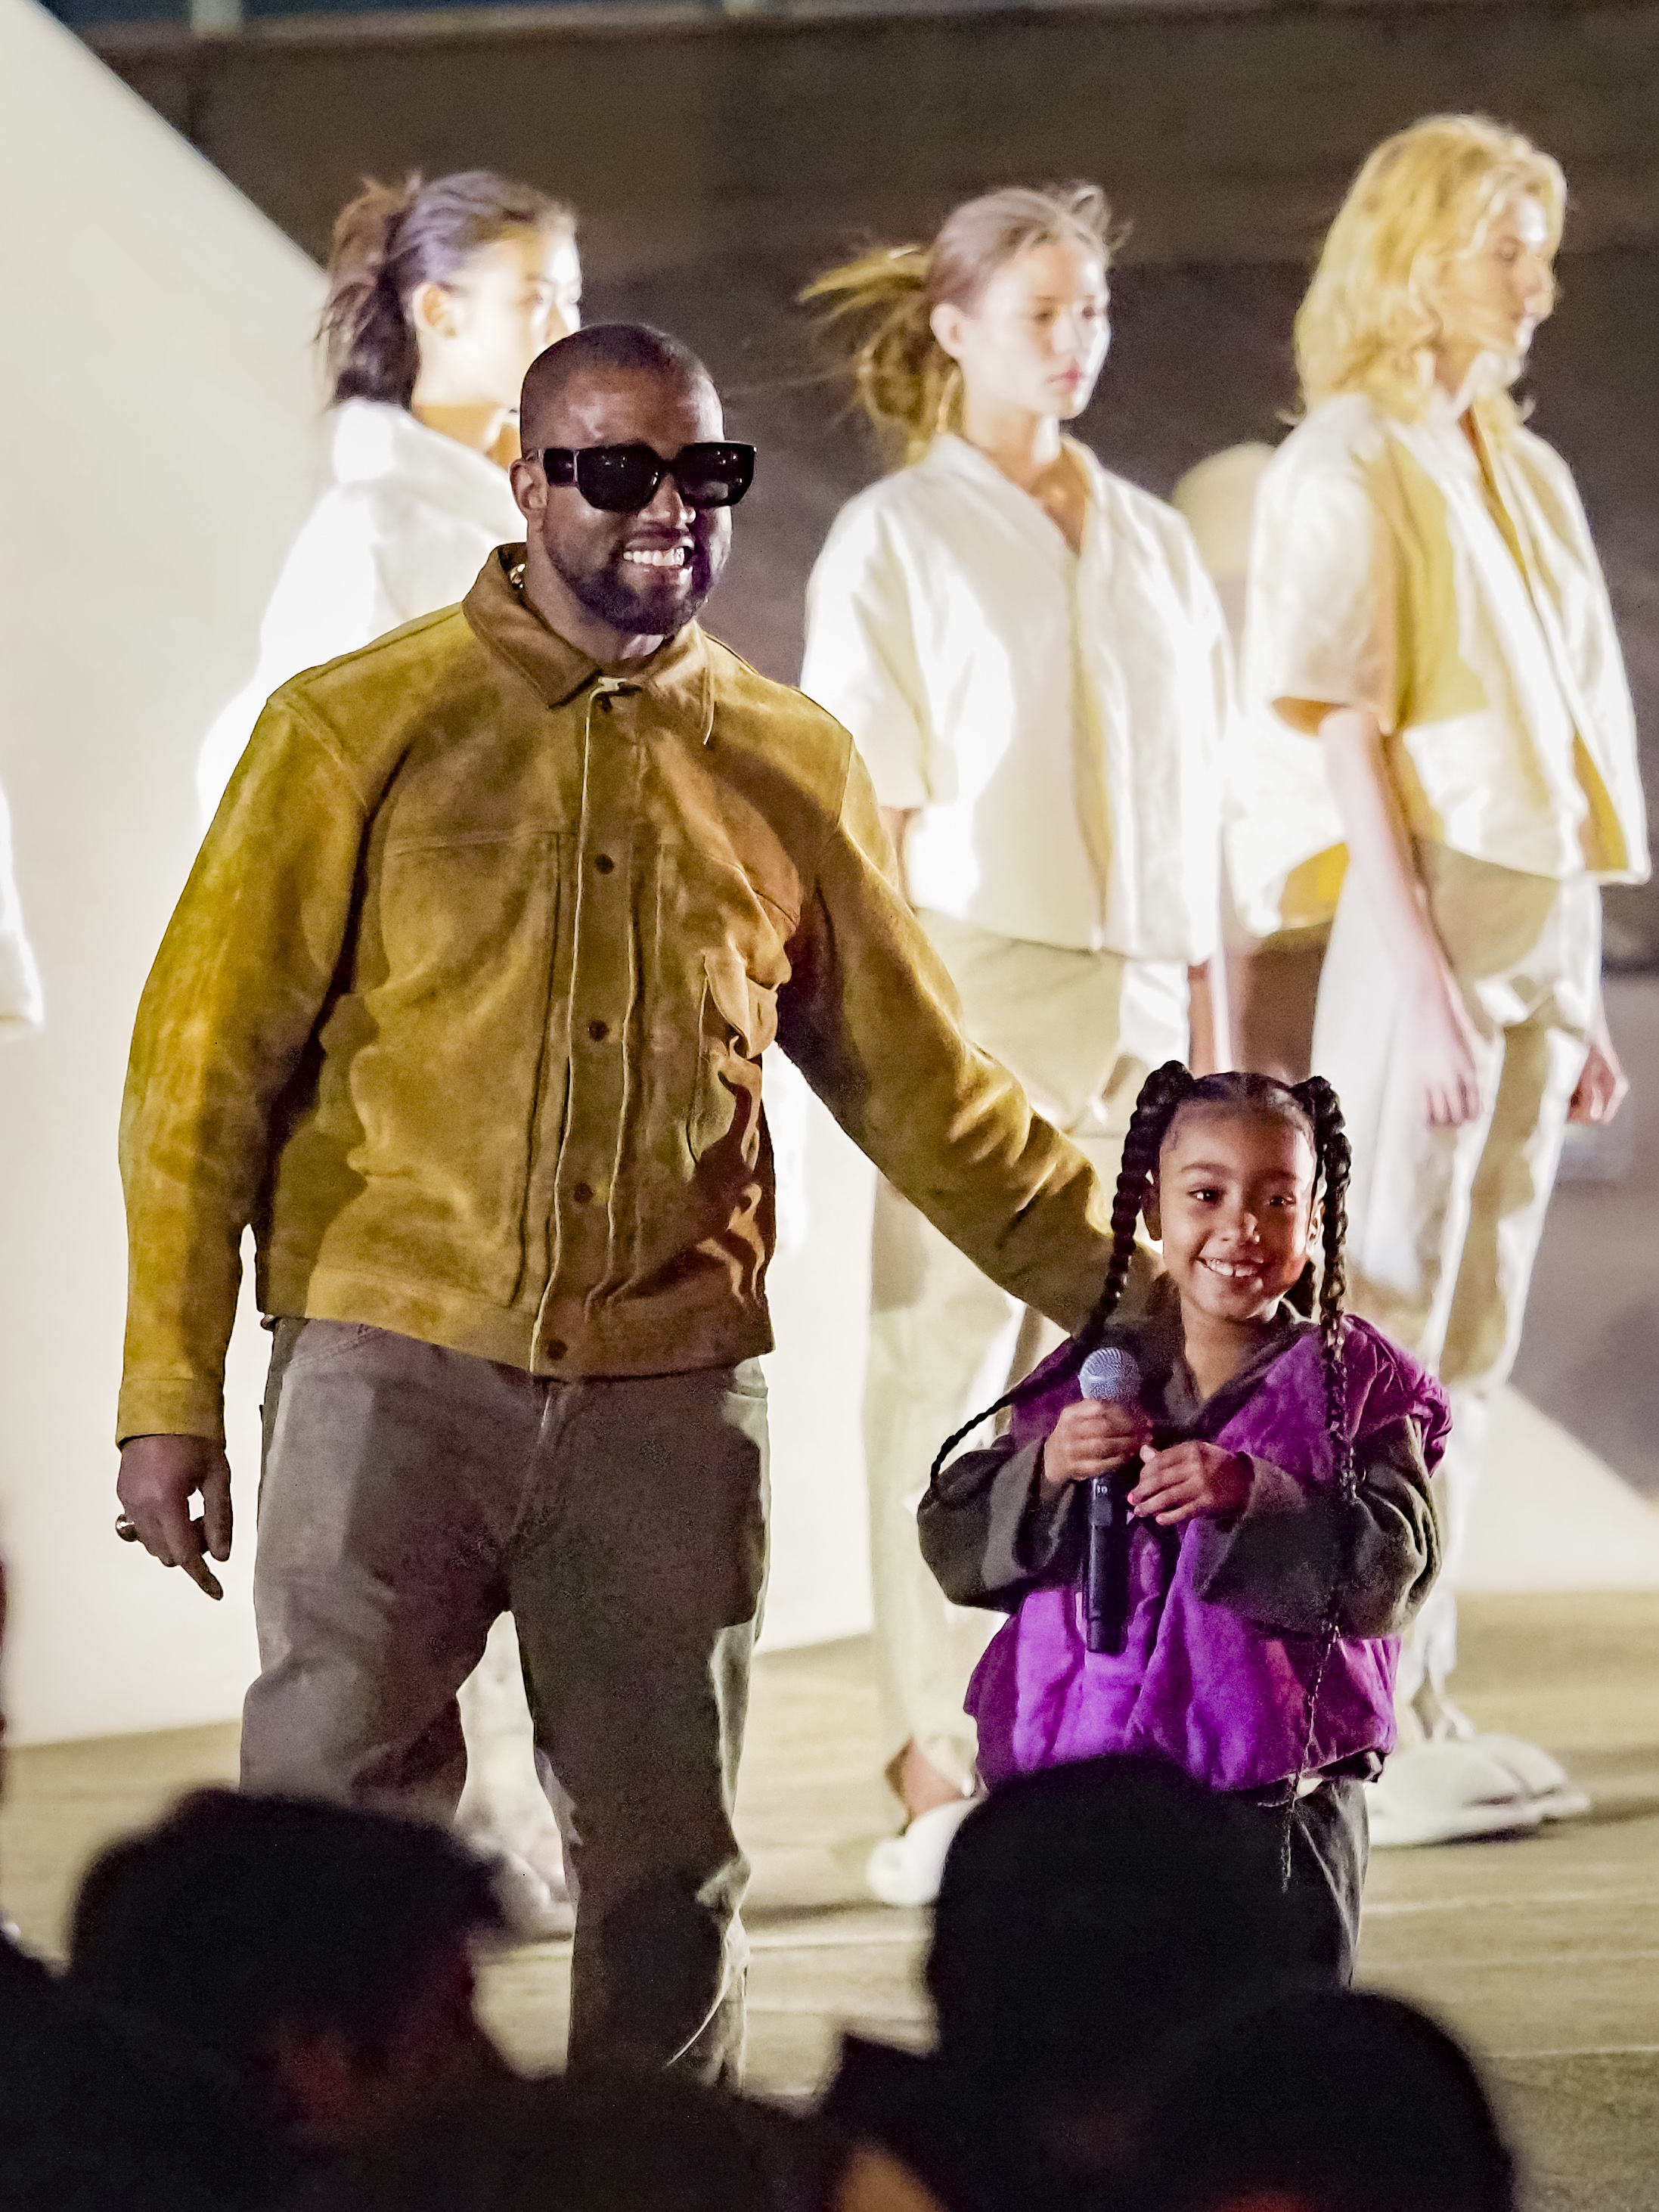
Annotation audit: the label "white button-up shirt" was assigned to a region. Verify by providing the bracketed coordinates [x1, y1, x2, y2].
[801, 433, 1226, 963]
[197, 399, 524, 824]
[1232, 392, 1648, 937]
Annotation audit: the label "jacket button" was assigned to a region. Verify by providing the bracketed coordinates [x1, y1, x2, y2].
[594, 854, 615, 874]
[546, 1339, 567, 1361]
[588, 1019, 609, 1042]
[572, 1181, 594, 1204]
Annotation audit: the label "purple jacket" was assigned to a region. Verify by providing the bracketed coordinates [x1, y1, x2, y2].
[967, 1320, 1450, 1794]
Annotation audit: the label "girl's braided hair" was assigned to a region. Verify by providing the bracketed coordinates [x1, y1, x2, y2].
[931, 1062, 1353, 1483]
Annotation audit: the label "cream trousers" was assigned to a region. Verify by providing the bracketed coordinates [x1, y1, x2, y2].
[1313, 847, 1599, 1717]
[864, 911, 1189, 1795]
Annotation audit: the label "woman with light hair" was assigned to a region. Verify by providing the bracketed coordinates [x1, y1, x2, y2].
[800, 185, 1230, 1903]
[1236, 116, 1648, 1844]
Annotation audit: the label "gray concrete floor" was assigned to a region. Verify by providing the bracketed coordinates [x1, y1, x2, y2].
[4, 1602, 1656, 2210]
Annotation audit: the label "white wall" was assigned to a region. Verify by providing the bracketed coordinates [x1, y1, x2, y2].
[0, 0, 876, 1742]
[0, 0, 325, 1743]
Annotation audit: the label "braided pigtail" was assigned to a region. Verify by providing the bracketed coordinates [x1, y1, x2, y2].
[927, 1060, 1193, 1486]
[1295, 1075, 1354, 1501]
[1276, 1074, 1356, 1881]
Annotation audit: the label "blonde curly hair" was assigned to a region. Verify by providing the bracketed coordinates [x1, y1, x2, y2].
[802, 185, 1113, 465]
[1295, 115, 1564, 436]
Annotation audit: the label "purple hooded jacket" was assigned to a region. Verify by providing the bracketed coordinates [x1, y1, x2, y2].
[967, 1320, 1450, 1794]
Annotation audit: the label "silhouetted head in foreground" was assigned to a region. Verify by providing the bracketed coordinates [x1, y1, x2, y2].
[68, 1789, 504, 2153]
[1130, 1987, 1519, 2212]
[294, 2069, 839, 2212]
[928, 1755, 1320, 2097]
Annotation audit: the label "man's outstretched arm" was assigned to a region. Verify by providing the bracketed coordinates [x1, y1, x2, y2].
[778, 749, 1115, 1336]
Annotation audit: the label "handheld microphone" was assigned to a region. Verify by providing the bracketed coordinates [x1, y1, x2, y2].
[1078, 1346, 1142, 1656]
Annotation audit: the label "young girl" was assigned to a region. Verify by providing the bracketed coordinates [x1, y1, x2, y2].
[919, 1064, 1448, 1975]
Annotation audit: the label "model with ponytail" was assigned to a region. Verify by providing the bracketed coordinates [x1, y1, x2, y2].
[194, 171, 578, 1937]
[197, 171, 578, 822]
[798, 188, 1233, 1904]
[918, 1063, 1448, 1976]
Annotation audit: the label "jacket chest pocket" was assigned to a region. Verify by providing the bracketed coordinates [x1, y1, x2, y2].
[689, 949, 779, 1165]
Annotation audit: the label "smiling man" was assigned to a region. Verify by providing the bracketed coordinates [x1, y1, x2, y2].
[114, 324, 1117, 2081]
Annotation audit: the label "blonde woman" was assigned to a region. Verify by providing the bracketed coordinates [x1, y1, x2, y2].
[1236, 116, 1648, 1844]
[197, 171, 581, 821]
[197, 171, 581, 1934]
[800, 185, 1230, 1903]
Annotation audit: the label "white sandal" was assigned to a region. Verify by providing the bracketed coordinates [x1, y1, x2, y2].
[1468, 1732, 1591, 1823]
[1366, 1739, 1543, 1850]
[866, 1795, 981, 1907]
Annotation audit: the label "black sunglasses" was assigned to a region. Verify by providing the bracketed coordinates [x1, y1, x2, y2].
[541, 441, 756, 514]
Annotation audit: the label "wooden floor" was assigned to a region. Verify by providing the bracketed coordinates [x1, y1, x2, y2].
[4, 1596, 1657, 2212]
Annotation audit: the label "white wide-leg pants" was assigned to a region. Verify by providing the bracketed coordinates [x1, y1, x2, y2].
[1312, 846, 1599, 1719]
[864, 911, 1189, 1795]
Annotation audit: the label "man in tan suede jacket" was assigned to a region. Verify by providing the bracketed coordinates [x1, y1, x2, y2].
[116, 325, 1115, 2080]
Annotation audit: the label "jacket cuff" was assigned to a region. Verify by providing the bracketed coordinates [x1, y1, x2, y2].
[116, 1378, 227, 1449]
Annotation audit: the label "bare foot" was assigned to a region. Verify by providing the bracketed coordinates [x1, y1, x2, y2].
[899, 1739, 968, 1823]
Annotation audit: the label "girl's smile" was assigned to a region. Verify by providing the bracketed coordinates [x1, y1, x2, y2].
[1145, 1104, 1319, 1391]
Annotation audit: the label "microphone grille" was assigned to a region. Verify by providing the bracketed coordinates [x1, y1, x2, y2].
[1079, 1345, 1140, 1402]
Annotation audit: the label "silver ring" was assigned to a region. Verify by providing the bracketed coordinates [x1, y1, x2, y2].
[114, 1513, 139, 1543]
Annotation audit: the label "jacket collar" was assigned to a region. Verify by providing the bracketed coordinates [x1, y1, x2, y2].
[462, 545, 716, 746]
[329, 399, 524, 538]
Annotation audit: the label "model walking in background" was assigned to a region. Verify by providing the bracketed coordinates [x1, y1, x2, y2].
[801, 185, 1230, 1902]
[1234, 115, 1648, 1845]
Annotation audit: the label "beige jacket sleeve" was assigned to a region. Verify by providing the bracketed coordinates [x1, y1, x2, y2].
[118, 703, 366, 1443]
[777, 745, 1115, 1333]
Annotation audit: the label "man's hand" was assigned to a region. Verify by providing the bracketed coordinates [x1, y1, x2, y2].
[1570, 1033, 1629, 1126]
[116, 1434, 232, 1600]
[1412, 958, 1484, 1128]
[1040, 1399, 1154, 1492]
[1127, 1441, 1252, 1527]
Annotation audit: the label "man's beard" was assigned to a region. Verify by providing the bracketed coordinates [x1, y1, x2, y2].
[546, 532, 718, 638]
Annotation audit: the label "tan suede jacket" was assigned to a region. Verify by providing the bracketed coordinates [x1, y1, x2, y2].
[118, 548, 1115, 1444]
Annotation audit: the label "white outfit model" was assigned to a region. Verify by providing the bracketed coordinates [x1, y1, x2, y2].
[199, 396, 568, 1926]
[1237, 389, 1648, 1839]
[802, 430, 1226, 1841]
[198, 399, 530, 821]
[0, 778, 45, 1040]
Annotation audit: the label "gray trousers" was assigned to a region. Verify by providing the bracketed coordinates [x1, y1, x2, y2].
[1236, 1777, 1369, 1986]
[243, 1318, 770, 2083]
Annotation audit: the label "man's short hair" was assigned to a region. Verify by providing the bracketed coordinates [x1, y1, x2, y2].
[520, 323, 715, 446]
[67, 1790, 501, 2081]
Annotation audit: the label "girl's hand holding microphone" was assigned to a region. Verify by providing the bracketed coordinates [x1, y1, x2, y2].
[1040, 1401, 1251, 1525]
[1040, 1399, 1152, 1491]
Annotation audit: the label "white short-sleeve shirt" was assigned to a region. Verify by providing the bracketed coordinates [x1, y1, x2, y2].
[800, 433, 1227, 964]
[1231, 391, 1648, 936]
